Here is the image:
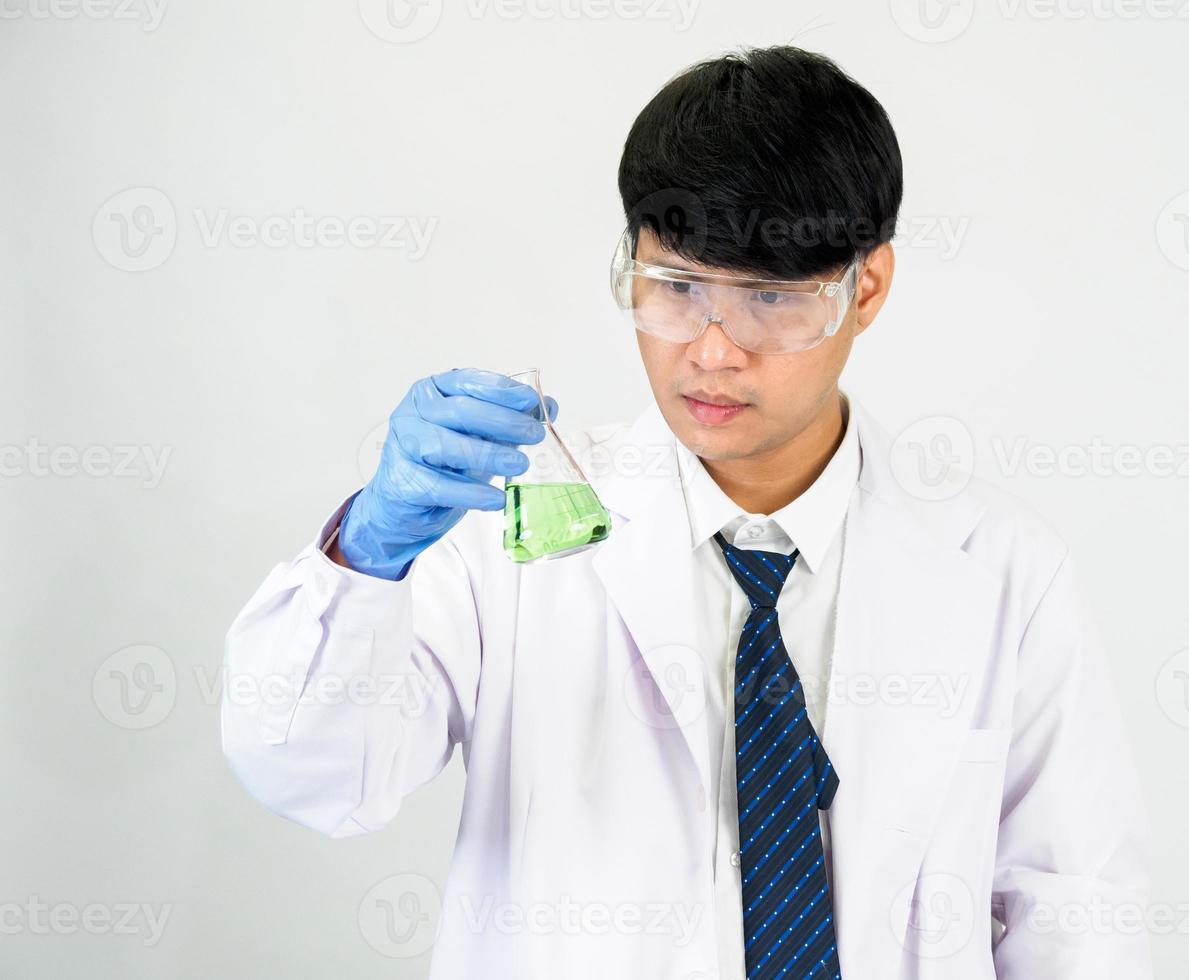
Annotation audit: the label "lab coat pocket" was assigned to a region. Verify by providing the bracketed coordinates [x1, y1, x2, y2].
[920, 726, 1013, 917]
[885, 728, 1011, 837]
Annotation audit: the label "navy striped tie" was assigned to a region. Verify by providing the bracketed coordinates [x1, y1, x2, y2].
[713, 529, 841, 980]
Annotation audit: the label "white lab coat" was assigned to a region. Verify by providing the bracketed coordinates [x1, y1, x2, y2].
[221, 394, 1153, 979]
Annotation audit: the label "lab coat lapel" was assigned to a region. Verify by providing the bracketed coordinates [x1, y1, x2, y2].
[826, 396, 1001, 975]
[589, 403, 715, 799]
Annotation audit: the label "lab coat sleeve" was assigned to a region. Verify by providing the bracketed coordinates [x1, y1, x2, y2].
[220, 489, 481, 838]
[991, 549, 1154, 978]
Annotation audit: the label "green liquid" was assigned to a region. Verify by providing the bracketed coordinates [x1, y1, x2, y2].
[503, 482, 611, 563]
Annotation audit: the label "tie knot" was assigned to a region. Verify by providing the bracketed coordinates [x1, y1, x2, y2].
[712, 530, 798, 609]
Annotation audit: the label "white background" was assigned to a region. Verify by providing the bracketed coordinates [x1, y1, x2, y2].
[2, 0, 1187, 976]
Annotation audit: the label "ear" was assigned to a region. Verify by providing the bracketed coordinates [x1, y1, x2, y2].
[852, 242, 895, 337]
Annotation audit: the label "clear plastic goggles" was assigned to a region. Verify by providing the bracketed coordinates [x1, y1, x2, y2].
[609, 227, 860, 355]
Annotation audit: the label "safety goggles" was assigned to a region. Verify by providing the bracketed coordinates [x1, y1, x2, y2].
[609, 226, 861, 355]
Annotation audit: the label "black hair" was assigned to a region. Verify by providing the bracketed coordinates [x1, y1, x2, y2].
[617, 45, 902, 280]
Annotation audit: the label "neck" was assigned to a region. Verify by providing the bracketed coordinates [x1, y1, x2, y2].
[700, 389, 847, 516]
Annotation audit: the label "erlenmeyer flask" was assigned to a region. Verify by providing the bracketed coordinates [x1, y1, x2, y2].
[502, 368, 612, 563]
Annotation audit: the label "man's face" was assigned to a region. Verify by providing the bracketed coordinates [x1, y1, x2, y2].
[631, 225, 866, 463]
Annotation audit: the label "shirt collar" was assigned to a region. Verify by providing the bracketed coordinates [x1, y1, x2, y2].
[675, 390, 860, 574]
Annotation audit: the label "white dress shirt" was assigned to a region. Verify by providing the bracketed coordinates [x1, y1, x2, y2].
[674, 391, 860, 980]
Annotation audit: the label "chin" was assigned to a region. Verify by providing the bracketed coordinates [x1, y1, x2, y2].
[673, 424, 747, 461]
[689, 441, 748, 462]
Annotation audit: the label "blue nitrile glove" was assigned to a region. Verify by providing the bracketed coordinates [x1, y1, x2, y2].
[338, 367, 559, 580]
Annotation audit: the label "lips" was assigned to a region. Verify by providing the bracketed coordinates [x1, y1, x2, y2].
[684, 389, 745, 406]
[683, 395, 749, 425]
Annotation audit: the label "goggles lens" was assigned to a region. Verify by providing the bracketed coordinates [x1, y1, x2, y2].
[609, 230, 858, 355]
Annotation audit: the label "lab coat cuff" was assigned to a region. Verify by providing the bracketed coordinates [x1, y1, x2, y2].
[295, 488, 414, 627]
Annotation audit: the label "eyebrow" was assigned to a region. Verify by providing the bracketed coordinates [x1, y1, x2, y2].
[637, 252, 770, 279]
[636, 251, 702, 272]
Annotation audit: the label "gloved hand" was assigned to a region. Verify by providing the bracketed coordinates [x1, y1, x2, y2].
[338, 368, 558, 580]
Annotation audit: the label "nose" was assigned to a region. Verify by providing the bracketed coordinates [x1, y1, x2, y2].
[686, 313, 749, 368]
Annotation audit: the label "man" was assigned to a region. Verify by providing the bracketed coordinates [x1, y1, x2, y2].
[221, 45, 1152, 979]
